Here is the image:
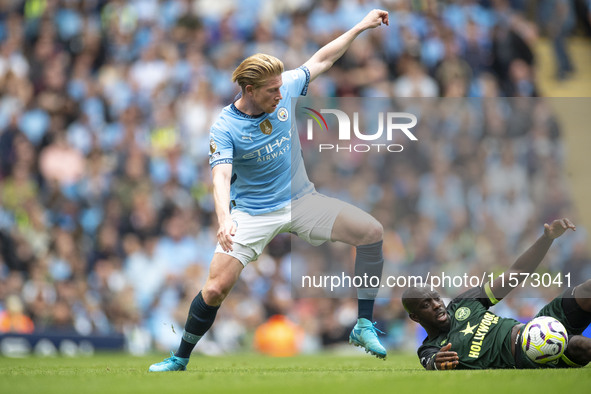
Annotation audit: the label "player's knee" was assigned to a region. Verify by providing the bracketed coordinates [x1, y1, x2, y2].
[566, 336, 591, 364]
[202, 284, 230, 306]
[363, 219, 383, 245]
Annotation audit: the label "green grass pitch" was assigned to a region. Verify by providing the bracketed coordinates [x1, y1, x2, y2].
[1, 352, 590, 394]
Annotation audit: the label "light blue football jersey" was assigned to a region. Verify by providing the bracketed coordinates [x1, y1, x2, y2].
[208, 66, 314, 215]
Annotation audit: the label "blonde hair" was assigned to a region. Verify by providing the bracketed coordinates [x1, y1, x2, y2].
[232, 53, 284, 91]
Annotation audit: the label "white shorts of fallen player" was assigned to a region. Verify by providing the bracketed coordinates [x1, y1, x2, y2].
[215, 192, 349, 266]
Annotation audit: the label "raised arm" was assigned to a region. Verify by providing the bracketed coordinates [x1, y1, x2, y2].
[488, 218, 576, 301]
[212, 163, 236, 252]
[303, 9, 388, 82]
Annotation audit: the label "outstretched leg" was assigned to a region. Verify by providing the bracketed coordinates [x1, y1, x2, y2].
[149, 253, 244, 371]
[331, 205, 386, 359]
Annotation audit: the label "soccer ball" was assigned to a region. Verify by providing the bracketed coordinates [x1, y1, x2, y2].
[521, 316, 568, 363]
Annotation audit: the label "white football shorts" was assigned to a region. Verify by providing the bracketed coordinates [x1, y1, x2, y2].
[214, 192, 349, 266]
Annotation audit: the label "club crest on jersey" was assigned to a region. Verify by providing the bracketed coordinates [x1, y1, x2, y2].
[259, 119, 273, 135]
[210, 139, 217, 153]
[455, 307, 471, 321]
[277, 107, 288, 122]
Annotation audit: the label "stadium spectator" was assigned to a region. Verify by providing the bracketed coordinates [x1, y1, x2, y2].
[539, 0, 576, 80]
[0, 294, 34, 333]
[393, 53, 439, 97]
[38, 130, 86, 187]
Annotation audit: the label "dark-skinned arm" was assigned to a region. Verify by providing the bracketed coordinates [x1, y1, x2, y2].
[487, 218, 576, 302]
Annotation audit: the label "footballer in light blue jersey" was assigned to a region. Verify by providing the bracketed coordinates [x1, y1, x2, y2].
[149, 10, 392, 373]
[208, 66, 313, 215]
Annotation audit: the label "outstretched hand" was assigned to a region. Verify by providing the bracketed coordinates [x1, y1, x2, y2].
[544, 218, 576, 240]
[358, 9, 389, 30]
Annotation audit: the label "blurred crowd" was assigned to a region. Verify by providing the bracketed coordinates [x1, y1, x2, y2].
[0, 0, 590, 354]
